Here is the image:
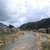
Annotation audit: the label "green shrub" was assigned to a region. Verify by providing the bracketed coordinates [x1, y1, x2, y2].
[9, 24, 14, 29]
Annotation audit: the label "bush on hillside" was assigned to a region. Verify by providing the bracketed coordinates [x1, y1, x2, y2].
[9, 25, 14, 29]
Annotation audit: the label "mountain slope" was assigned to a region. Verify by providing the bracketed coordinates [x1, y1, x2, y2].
[19, 18, 50, 30]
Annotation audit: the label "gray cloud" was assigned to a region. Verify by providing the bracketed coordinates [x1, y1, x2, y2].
[0, 0, 50, 27]
[0, 0, 12, 21]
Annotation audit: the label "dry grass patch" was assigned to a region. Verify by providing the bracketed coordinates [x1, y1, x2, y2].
[32, 32, 50, 50]
[0, 31, 26, 45]
[41, 41, 50, 50]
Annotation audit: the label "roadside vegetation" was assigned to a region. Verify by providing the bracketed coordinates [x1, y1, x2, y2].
[40, 33, 50, 50]
[32, 32, 50, 50]
[0, 31, 25, 45]
[18, 18, 50, 50]
[41, 41, 50, 50]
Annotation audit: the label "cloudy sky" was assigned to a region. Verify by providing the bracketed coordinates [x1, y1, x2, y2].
[0, 0, 50, 27]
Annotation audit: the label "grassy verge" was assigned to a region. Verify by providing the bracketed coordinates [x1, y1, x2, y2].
[41, 41, 50, 50]
[32, 32, 50, 50]
[0, 31, 25, 45]
[40, 33, 50, 50]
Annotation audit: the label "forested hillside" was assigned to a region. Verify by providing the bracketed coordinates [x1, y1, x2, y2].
[19, 18, 50, 30]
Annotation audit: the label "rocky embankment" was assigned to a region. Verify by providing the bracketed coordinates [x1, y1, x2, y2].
[0, 23, 19, 33]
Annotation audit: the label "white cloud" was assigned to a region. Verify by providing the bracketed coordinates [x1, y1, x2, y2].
[38, 0, 50, 9]
[7, 0, 28, 14]
[40, 15, 48, 20]
[19, 17, 27, 24]
[27, 0, 38, 9]
[5, 0, 50, 14]
[11, 23, 20, 27]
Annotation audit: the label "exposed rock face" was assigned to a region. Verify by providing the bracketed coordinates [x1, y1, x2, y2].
[11, 28, 18, 32]
[38, 28, 46, 33]
[0, 23, 19, 33]
[11, 28, 20, 32]
[0, 23, 8, 33]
